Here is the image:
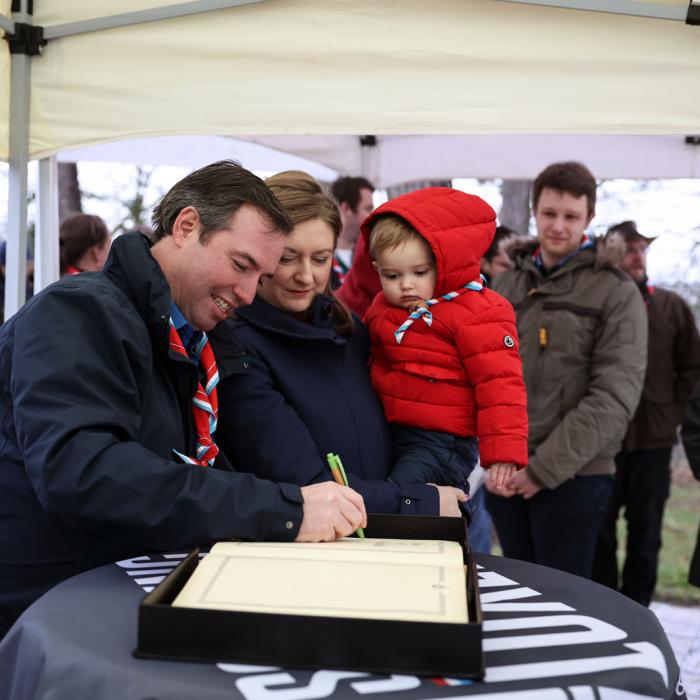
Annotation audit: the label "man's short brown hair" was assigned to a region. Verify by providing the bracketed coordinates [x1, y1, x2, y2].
[331, 176, 374, 212]
[151, 160, 292, 242]
[532, 161, 597, 217]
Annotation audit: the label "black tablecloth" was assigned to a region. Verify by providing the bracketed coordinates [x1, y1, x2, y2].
[0, 552, 687, 699]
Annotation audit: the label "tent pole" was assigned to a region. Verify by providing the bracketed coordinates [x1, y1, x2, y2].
[0, 14, 14, 33]
[43, 0, 265, 40]
[35, 156, 59, 293]
[497, 0, 688, 21]
[4, 1, 31, 321]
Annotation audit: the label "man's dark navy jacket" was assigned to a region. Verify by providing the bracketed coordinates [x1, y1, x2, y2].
[0, 233, 303, 635]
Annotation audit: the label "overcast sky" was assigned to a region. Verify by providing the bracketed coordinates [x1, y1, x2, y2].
[1, 163, 699, 287]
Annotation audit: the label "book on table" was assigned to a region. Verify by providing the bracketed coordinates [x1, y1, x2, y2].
[134, 514, 483, 678]
[172, 536, 469, 623]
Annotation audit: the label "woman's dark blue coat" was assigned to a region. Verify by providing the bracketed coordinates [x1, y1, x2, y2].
[210, 295, 439, 516]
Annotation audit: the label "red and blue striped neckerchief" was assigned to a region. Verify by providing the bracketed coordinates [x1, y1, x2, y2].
[332, 254, 350, 286]
[168, 320, 220, 467]
[394, 275, 486, 344]
[532, 234, 595, 275]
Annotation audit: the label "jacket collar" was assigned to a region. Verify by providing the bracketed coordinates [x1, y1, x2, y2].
[517, 242, 597, 278]
[512, 243, 598, 299]
[234, 295, 347, 345]
[102, 232, 172, 349]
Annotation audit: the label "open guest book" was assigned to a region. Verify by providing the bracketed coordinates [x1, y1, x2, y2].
[172, 537, 469, 623]
[135, 515, 483, 677]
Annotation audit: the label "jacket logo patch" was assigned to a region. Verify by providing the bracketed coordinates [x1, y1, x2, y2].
[504, 335, 515, 348]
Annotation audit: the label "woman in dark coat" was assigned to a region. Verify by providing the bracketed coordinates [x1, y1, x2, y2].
[211, 171, 465, 517]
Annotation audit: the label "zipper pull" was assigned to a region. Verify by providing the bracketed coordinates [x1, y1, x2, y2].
[539, 326, 548, 349]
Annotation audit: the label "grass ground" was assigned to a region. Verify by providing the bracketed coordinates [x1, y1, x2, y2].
[651, 458, 700, 605]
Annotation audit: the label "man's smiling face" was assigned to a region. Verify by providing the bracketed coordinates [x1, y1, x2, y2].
[171, 204, 285, 331]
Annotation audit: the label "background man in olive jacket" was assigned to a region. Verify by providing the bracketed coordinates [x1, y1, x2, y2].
[593, 221, 700, 605]
[486, 161, 647, 578]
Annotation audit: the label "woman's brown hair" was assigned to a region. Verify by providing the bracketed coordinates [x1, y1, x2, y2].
[59, 213, 110, 275]
[265, 171, 354, 334]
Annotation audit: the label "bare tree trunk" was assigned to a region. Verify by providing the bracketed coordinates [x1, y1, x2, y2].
[499, 179, 532, 236]
[58, 163, 82, 222]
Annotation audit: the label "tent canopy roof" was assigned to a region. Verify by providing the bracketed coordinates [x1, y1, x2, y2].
[57, 134, 700, 186]
[2, 0, 699, 162]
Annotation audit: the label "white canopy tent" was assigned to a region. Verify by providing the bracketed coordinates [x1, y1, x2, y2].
[59, 133, 700, 186]
[2, 0, 700, 319]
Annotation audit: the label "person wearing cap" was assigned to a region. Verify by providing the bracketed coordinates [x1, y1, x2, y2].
[593, 220, 700, 606]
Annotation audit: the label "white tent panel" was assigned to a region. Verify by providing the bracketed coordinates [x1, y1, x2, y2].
[11, 0, 700, 162]
[57, 135, 339, 181]
[63, 134, 700, 187]
[245, 134, 700, 185]
[369, 135, 700, 184]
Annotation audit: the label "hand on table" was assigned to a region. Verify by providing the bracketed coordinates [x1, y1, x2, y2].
[296, 482, 367, 542]
[430, 484, 468, 517]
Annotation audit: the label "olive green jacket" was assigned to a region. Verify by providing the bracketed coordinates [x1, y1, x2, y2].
[492, 239, 647, 489]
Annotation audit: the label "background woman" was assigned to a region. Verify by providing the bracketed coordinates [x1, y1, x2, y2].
[211, 171, 465, 516]
[59, 213, 111, 276]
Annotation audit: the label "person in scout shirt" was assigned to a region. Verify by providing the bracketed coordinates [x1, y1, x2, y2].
[330, 176, 375, 287]
[0, 160, 366, 638]
[363, 187, 529, 508]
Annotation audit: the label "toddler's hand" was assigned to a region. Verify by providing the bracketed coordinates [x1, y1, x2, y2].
[488, 462, 517, 490]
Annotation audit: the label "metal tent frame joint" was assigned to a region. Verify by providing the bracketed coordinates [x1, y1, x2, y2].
[687, 0, 700, 25]
[4, 22, 46, 56]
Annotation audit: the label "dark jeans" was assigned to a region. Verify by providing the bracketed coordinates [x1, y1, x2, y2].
[592, 448, 672, 606]
[486, 474, 613, 579]
[390, 426, 478, 490]
[468, 487, 492, 554]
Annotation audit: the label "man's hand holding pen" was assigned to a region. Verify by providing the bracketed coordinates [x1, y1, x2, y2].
[296, 482, 367, 542]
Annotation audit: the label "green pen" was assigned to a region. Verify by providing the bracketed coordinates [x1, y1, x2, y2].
[325, 452, 365, 539]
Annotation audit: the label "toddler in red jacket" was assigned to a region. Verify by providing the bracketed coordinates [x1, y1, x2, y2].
[363, 187, 528, 497]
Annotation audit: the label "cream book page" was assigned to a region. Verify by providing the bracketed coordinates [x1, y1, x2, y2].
[172, 538, 468, 623]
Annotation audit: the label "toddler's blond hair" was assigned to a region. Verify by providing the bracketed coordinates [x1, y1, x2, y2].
[369, 215, 431, 261]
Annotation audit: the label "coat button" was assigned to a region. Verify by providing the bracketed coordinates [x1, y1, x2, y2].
[405, 499, 412, 505]
[243, 362, 249, 369]
[285, 520, 294, 530]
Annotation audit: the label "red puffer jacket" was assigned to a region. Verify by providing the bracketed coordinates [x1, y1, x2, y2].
[363, 188, 528, 467]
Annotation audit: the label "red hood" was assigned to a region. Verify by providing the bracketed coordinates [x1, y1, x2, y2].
[360, 187, 496, 297]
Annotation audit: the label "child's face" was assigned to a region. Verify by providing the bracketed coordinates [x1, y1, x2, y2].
[374, 237, 437, 309]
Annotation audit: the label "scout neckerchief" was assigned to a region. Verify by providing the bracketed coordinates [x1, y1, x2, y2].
[64, 265, 82, 276]
[532, 233, 594, 276]
[332, 253, 350, 286]
[394, 275, 486, 345]
[168, 320, 220, 466]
